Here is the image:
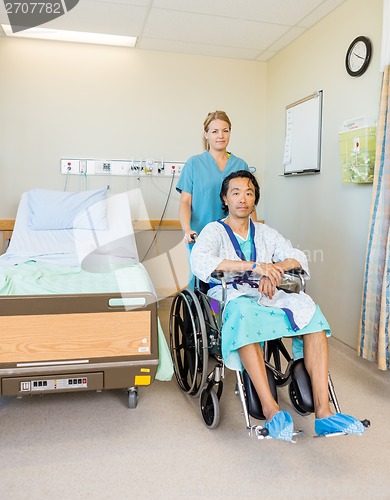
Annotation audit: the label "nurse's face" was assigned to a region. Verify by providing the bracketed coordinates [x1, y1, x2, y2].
[223, 177, 256, 219]
[204, 119, 231, 152]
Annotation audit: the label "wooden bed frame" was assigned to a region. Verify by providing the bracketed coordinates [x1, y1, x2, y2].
[0, 292, 159, 407]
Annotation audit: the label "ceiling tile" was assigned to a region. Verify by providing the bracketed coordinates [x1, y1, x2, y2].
[138, 37, 261, 60]
[152, 0, 325, 25]
[0, 0, 349, 61]
[298, 0, 346, 27]
[143, 9, 289, 50]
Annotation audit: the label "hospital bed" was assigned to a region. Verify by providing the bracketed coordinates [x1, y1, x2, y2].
[0, 188, 173, 408]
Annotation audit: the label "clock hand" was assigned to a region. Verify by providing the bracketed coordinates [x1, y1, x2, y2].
[353, 52, 365, 60]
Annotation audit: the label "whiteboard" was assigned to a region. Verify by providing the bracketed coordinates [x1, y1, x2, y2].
[283, 91, 323, 175]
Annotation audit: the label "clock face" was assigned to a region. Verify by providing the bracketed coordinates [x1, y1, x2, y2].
[348, 41, 367, 71]
[346, 36, 371, 77]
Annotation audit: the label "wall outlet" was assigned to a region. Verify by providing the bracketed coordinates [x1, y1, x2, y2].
[60, 158, 80, 174]
[163, 162, 183, 176]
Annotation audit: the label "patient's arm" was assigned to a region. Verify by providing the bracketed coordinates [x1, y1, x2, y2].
[215, 260, 284, 287]
[275, 258, 301, 272]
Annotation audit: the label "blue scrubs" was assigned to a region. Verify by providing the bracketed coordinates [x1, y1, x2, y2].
[176, 151, 249, 236]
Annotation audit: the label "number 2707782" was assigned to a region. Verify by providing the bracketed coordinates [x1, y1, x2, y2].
[5, 2, 63, 15]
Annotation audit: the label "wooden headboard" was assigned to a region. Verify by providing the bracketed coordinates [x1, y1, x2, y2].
[0, 220, 15, 232]
[0, 219, 181, 232]
[0, 220, 14, 253]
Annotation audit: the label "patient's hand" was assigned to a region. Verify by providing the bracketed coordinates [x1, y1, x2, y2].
[253, 262, 284, 287]
[258, 277, 277, 299]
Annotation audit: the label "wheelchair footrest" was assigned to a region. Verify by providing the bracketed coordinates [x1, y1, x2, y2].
[249, 425, 303, 443]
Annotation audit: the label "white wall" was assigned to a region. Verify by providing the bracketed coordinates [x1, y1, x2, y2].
[0, 39, 266, 220]
[265, 0, 383, 348]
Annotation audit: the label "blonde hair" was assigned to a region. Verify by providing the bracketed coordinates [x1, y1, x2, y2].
[202, 110, 232, 150]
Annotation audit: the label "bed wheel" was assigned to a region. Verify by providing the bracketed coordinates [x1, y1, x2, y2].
[200, 386, 220, 429]
[128, 390, 138, 409]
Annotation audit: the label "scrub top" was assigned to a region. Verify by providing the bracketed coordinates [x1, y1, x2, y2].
[176, 150, 249, 235]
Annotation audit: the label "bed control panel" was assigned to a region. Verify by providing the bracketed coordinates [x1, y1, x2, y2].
[28, 377, 88, 391]
[1, 372, 104, 396]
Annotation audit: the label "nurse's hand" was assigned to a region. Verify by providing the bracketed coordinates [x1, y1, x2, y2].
[184, 230, 198, 244]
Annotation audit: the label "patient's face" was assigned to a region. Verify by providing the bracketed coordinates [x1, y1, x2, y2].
[223, 177, 256, 219]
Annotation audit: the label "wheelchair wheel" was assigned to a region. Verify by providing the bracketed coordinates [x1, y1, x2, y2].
[169, 289, 208, 397]
[289, 383, 310, 416]
[200, 386, 220, 429]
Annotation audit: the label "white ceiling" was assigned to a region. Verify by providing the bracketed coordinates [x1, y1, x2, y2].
[0, 0, 347, 61]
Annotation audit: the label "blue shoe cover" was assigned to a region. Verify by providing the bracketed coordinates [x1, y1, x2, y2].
[265, 411, 294, 442]
[315, 413, 365, 436]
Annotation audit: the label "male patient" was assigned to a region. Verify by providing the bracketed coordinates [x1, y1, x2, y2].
[190, 170, 366, 441]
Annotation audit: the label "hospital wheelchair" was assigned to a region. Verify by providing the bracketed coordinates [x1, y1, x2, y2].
[169, 270, 370, 438]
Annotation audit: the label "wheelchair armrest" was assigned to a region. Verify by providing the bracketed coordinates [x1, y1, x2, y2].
[279, 268, 305, 293]
[209, 271, 228, 304]
[285, 268, 305, 276]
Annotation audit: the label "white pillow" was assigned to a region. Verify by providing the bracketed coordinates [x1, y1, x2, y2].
[7, 192, 77, 257]
[28, 188, 108, 230]
[6, 190, 138, 267]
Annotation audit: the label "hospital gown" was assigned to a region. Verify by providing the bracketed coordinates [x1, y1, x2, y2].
[190, 220, 331, 371]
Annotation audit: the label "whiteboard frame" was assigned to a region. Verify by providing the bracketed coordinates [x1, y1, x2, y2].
[283, 90, 323, 176]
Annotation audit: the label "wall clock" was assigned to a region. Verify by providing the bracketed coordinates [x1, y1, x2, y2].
[345, 36, 372, 77]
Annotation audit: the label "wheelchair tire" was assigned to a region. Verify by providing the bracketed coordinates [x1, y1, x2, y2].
[169, 289, 208, 397]
[200, 387, 220, 429]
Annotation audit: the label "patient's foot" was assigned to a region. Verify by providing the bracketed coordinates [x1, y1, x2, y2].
[265, 411, 294, 442]
[262, 402, 280, 422]
[315, 413, 365, 436]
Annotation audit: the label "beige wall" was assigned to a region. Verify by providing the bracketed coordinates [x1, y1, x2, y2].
[0, 39, 266, 219]
[265, 0, 383, 348]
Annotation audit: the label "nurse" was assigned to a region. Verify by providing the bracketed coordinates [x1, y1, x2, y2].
[176, 110, 250, 288]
